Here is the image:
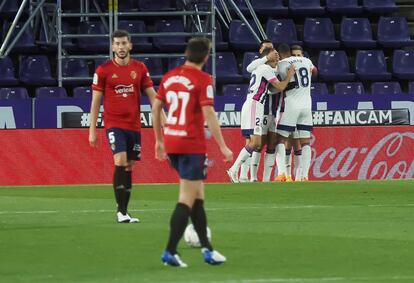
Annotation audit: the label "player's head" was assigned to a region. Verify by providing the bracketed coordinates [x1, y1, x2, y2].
[185, 37, 211, 65]
[261, 47, 278, 67]
[259, 39, 273, 54]
[277, 43, 291, 59]
[111, 30, 132, 60]
[291, 45, 304, 57]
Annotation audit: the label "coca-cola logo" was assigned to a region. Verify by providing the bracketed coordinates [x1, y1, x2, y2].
[312, 131, 414, 180]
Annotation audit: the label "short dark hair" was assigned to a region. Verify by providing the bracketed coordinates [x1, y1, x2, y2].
[277, 43, 291, 55]
[291, 45, 303, 52]
[111, 30, 131, 42]
[260, 47, 275, 58]
[185, 37, 211, 64]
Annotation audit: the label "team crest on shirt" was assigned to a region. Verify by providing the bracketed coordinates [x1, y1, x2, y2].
[130, 71, 137, 80]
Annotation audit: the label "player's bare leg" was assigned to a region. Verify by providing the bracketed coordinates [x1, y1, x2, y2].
[300, 137, 312, 181]
[249, 134, 264, 182]
[239, 138, 251, 182]
[275, 134, 289, 182]
[263, 132, 277, 182]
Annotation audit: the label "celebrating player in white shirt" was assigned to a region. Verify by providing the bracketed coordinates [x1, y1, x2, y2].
[274, 44, 317, 182]
[227, 47, 295, 183]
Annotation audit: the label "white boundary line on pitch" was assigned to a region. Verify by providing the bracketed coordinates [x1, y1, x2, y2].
[203, 275, 414, 283]
[1, 203, 414, 216]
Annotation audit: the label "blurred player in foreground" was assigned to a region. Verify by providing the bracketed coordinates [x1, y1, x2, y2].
[152, 37, 233, 267]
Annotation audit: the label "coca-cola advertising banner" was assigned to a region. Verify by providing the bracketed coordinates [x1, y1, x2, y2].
[0, 126, 412, 186]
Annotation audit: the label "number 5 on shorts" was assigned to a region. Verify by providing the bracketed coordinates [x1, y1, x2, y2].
[108, 132, 115, 144]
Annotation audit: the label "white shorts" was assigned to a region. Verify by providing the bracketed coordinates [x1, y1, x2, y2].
[263, 114, 277, 135]
[277, 105, 313, 139]
[241, 99, 265, 137]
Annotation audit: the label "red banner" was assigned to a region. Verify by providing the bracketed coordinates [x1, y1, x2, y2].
[0, 126, 413, 186]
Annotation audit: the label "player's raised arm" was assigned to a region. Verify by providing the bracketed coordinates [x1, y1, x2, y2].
[270, 65, 296, 92]
[202, 105, 233, 162]
[89, 90, 103, 147]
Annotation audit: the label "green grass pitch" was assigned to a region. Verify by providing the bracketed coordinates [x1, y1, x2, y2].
[1, 180, 414, 283]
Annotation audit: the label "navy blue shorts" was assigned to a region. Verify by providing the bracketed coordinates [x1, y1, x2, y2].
[168, 154, 207, 181]
[106, 128, 141, 160]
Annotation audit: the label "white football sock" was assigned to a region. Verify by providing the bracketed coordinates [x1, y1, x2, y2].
[294, 151, 302, 181]
[285, 151, 292, 177]
[275, 143, 287, 176]
[301, 145, 311, 179]
[262, 152, 276, 182]
[240, 157, 251, 180]
[230, 146, 252, 173]
[250, 151, 261, 182]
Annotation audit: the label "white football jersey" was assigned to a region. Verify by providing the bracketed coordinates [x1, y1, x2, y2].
[277, 56, 314, 109]
[247, 64, 278, 104]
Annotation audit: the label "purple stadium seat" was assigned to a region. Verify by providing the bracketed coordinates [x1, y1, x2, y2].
[289, 0, 325, 15]
[304, 18, 340, 48]
[363, 0, 398, 14]
[138, 57, 163, 82]
[318, 50, 355, 81]
[19, 55, 55, 86]
[189, 20, 228, 51]
[340, 18, 376, 48]
[0, 56, 19, 86]
[252, 0, 288, 16]
[38, 21, 77, 51]
[229, 20, 261, 50]
[206, 52, 243, 83]
[223, 84, 249, 96]
[2, 22, 37, 52]
[311, 83, 329, 95]
[94, 58, 109, 70]
[242, 52, 260, 79]
[326, 0, 363, 14]
[77, 21, 109, 52]
[73, 86, 92, 98]
[118, 20, 152, 52]
[0, 87, 29, 99]
[266, 19, 302, 46]
[334, 82, 365, 95]
[393, 50, 414, 80]
[168, 56, 186, 70]
[355, 50, 392, 81]
[409, 82, 414, 94]
[153, 20, 186, 51]
[118, 0, 137, 11]
[371, 82, 402, 95]
[36, 87, 68, 98]
[138, 0, 173, 10]
[62, 58, 90, 85]
[377, 17, 413, 48]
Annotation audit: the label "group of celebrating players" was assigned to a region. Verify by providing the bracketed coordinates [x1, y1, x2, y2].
[227, 40, 317, 184]
[88, 29, 316, 268]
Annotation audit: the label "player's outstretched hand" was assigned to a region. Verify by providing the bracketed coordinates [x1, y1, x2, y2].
[89, 131, 97, 148]
[155, 141, 167, 161]
[221, 146, 233, 163]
